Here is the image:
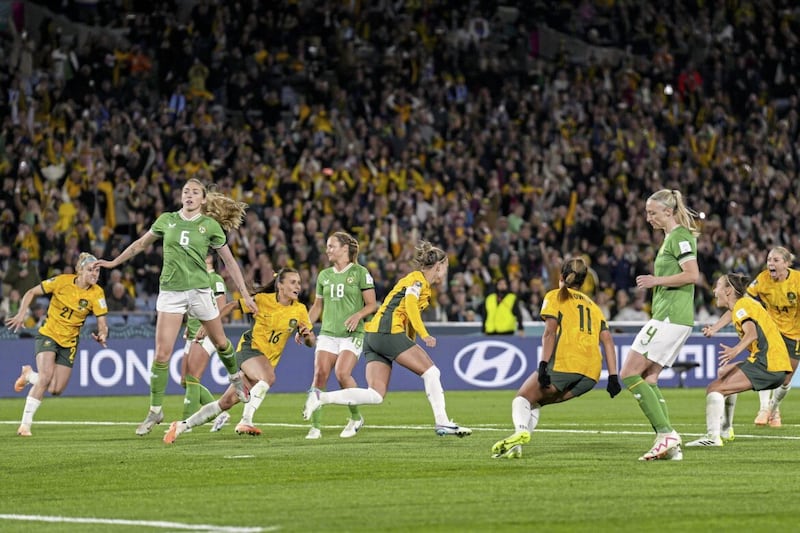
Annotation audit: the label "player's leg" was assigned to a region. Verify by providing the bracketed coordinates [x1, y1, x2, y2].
[335, 346, 364, 438]
[17, 348, 57, 436]
[137, 309, 183, 435]
[308, 346, 336, 439]
[236, 355, 275, 435]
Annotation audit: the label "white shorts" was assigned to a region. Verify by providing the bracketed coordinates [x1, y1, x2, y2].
[630, 319, 692, 368]
[315, 334, 364, 358]
[156, 288, 219, 321]
[183, 337, 217, 357]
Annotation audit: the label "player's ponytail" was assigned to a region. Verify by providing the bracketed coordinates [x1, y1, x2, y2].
[558, 257, 588, 302]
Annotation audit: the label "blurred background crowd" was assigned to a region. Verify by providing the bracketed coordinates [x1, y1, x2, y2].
[1, 0, 799, 329]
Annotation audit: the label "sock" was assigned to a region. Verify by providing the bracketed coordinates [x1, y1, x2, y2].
[183, 375, 202, 419]
[623, 376, 671, 434]
[239, 380, 269, 426]
[311, 406, 323, 429]
[186, 400, 223, 429]
[216, 339, 238, 376]
[28, 370, 40, 386]
[511, 396, 531, 432]
[420, 366, 449, 426]
[348, 403, 362, 421]
[770, 384, 791, 411]
[199, 384, 214, 405]
[722, 394, 737, 432]
[149, 361, 169, 409]
[21, 396, 42, 426]
[321, 387, 383, 406]
[649, 384, 671, 428]
[706, 392, 724, 438]
[758, 389, 772, 410]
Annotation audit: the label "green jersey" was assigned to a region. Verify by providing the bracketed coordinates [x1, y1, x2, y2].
[186, 271, 227, 339]
[316, 263, 374, 338]
[150, 211, 226, 291]
[651, 225, 697, 326]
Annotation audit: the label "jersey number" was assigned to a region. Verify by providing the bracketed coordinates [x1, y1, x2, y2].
[328, 283, 345, 299]
[576, 304, 593, 333]
[268, 330, 283, 344]
[179, 230, 190, 247]
[59, 306, 74, 319]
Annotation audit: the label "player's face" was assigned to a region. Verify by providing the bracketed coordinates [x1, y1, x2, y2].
[79, 264, 100, 287]
[326, 237, 347, 263]
[644, 199, 672, 231]
[278, 273, 302, 302]
[181, 182, 206, 212]
[713, 276, 732, 308]
[766, 251, 788, 280]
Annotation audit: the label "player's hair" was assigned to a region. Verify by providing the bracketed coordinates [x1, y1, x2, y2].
[648, 189, 700, 237]
[76, 252, 98, 272]
[769, 246, 795, 265]
[724, 273, 750, 298]
[412, 240, 447, 269]
[254, 267, 300, 296]
[185, 178, 248, 232]
[559, 257, 588, 302]
[330, 231, 359, 263]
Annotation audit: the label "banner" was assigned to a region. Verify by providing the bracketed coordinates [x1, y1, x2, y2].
[0, 333, 764, 398]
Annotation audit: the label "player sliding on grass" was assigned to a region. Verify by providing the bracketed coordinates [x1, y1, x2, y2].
[164, 268, 315, 443]
[302, 240, 472, 437]
[687, 273, 792, 447]
[491, 257, 621, 459]
[8, 253, 108, 437]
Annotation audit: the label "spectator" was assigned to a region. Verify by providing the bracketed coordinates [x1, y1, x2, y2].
[3, 249, 41, 298]
[478, 278, 525, 336]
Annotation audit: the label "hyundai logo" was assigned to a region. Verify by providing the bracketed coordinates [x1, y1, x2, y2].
[454, 341, 528, 388]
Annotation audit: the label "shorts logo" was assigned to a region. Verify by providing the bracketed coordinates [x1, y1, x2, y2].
[454, 341, 527, 388]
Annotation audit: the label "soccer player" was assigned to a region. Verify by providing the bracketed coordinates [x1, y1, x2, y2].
[302, 241, 472, 438]
[620, 189, 700, 461]
[8, 253, 109, 436]
[491, 257, 621, 459]
[163, 268, 315, 442]
[301, 231, 378, 440]
[703, 246, 800, 429]
[95, 178, 257, 436]
[687, 273, 792, 447]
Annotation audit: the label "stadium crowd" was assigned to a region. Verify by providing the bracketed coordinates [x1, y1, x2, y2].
[1, 0, 800, 327]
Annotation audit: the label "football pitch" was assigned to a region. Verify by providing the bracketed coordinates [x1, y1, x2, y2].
[1, 388, 798, 532]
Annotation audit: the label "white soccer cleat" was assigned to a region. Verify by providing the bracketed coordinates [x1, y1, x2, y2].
[17, 424, 32, 437]
[210, 411, 230, 432]
[339, 416, 364, 438]
[136, 410, 164, 436]
[305, 427, 322, 440]
[229, 371, 250, 403]
[302, 388, 322, 421]
[435, 421, 472, 437]
[754, 409, 770, 426]
[639, 430, 681, 460]
[663, 444, 683, 461]
[685, 434, 723, 447]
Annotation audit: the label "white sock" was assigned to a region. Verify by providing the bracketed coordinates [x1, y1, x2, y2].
[320, 387, 383, 406]
[21, 396, 42, 426]
[721, 394, 737, 432]
[28, 370, 39, 385]
[420, 366, 449, 426]
[758, 389, 772, 410]
[149, 406, 163, 415]
[186, 400, 222, 428]
[528, 405, 541, 433]
[770, 384, 791, 411]
[511, 396, 531, 432]
[239, 380, 270, 426]
[706, 392, 724, 438]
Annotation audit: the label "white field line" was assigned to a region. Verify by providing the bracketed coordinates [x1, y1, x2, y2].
[0, 514, 276, 532]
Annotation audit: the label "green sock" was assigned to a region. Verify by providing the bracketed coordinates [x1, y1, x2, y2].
[311, 404, 323, 429]
[348, 404, 361, 420]
[150, 361, 170, 408]
[217, 340, 238, 375]
[649, 384, 671, 428]
[623, 376, 671, 433]
[183, 375, 201, 419]
[199, 384, 214, 406]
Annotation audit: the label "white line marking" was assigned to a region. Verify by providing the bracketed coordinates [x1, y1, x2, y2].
[0, 514, 276, 532]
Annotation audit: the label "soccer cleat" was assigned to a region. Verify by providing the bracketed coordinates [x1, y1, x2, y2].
[14, 365, 33, 392]
[229, 371, 250, 403]
[491, 430, 531, 457]
[339, 416, 364, 438]
[685, 434, 723, 447]
[639, 430, 681, 460]
[306, 427, 322, 440]
[721, 427, 735, 443]
[435, 421, 472, 437]
[492, 444, 523, 459]
[754, 409, 770, 426]
[135, 410, 164, 436]
[663, 444, 683, 461]
[769, 409, 782, 428]
[17, 424, 32, 437]
[235, 423, 262, 436]
[163, 421, 188, 444]
[210, 411, 230, 432]
[302, 388, 322, 421]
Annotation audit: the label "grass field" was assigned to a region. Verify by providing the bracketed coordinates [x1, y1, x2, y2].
[1, 388, 799, 532]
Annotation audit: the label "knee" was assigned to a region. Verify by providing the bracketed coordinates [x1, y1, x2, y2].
[421, 365, 440, 381]
[334, 368, 352, 385]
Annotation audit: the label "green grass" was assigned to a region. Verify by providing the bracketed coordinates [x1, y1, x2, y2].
[1, 388, 798, 532]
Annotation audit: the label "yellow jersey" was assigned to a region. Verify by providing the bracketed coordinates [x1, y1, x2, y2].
[236, 292, 311, 366]
[366, 271, 430, 339]
[732, 297, 792, 372]
[40, 274, 107, 348]
[746, 269, 800, 340]
[540, 287, 608, 380]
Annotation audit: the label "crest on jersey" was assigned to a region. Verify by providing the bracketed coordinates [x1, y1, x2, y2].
[78, 299, 89, 310]
[199, 226, 207, 234]
[288, 318, 298, 331]
[789, 292, 797, 303]
[347, 276, 355, 284]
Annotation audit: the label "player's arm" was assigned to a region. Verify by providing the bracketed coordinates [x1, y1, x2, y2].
[346, 288, 378, 332]
[718, 319, 756, 365]
[703, 309, 732, 337]
[5, 283, 45, 332]
[216, 244, 258, 313]
[537, 315, 558, 387]
[96, 231, 159, 269]
[93, 315, 109, 347]
[600, 327, 622, 398]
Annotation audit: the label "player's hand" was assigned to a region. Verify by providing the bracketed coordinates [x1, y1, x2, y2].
[702, 325, 716, 338]
[606, 374, 622, 398]
[243, 294, 258, 314]
[5, 313, 26, 333]
[92, 330, 108, 348]
[422, 335, 436, 348]
[194, 326, 207, 341]
[537, 360, 550, 388]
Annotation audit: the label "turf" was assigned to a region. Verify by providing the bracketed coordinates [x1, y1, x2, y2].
[1, 388, 798, 532]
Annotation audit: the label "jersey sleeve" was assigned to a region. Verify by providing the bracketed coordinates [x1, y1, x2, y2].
[404, 280, 429, 339]
[539, 291, 557, 320]
[671, 228, 697, 264]
[40, 276, 60, 295]
[360, 266, 375, 290]
[207, 218, 226, 249]
[149, 213, 169, 238]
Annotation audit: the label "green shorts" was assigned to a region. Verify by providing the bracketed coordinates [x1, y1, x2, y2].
[548, 370, 597, 397]
[736, 361, 788, 391]
[782, 335, 800, 361]
[234, 330, 266, 367]
[35, 333, 77, 368]
[363, 332, 416, 366]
